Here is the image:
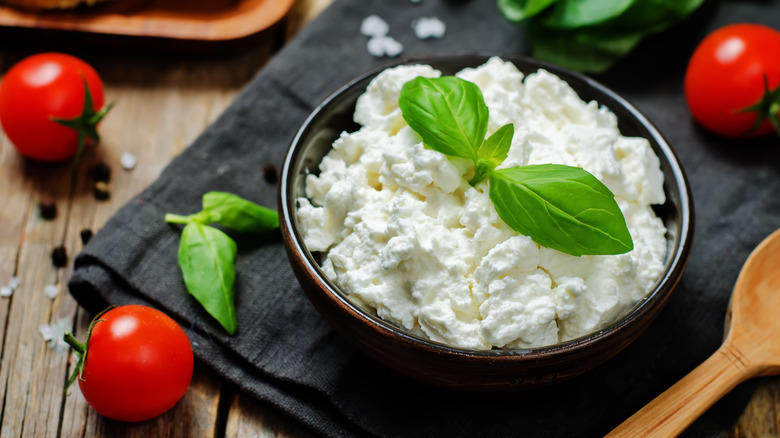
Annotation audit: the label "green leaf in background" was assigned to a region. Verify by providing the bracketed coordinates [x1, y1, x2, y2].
[498, 0, 561, 22]
[542, 0, 636, 29]
[526, 21, 642, 73]
[399, 76, 489, 161]
[178, 222, 238, 335]
[498, 0, 706, 73]
[202, 191, 280, 232]
[488, 164, 633, 256]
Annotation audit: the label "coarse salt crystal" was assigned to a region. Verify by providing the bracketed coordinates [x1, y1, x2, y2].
[0, 286, 12, 297]
[413, 17, 446, 39]
[40, 319, 72, 352]
[360, 14, 389, 38]
[120, 152, 137, 170]
[39, 324, 54, 341]
[44, 284, 58, 299]
[8, 276, 20, 289]
[367, 35, 404, 58]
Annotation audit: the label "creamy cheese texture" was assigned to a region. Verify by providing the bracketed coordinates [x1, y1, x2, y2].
[297, 57, 667, 350]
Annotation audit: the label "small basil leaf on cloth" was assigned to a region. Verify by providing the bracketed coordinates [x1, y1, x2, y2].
[178, 222, 238, 335]
[399, 76, 488, 161]
[488, 164, 634, 256]
[202, 191, 280, 232]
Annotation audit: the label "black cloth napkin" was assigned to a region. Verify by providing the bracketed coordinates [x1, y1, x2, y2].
[69, 1, 780, 436]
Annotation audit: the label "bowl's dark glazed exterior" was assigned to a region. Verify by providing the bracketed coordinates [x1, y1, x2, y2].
[279, 53, 694, 392]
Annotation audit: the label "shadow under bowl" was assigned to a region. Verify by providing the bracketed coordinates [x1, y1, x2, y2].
[279, 53, 694, 392]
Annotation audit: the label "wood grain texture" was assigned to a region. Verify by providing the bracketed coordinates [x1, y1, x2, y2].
[0, 0, 776, 435]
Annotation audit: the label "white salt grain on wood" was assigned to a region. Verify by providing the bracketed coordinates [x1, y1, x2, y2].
[120, 152, 137, 170]
[0, 286, 12, 297]
[44, 284, 58, 299]
[38, 324, 54, 342]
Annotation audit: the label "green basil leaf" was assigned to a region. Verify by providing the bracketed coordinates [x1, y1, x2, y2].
[526, 19, 650, 73]
[512, 0, 705, 73]
[399, 76, 488, 161]
[202, 191, 279, 232]
[488, 164, 633, 256]
[471, 123, 515, 185]
[178, 223, 238, 334]
[542, 0, 637, 29]
[498, 0, 561, 23]
[478, 123, 514, 167]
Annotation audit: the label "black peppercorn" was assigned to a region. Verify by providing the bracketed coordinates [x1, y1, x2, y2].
[90, 162, 112, 183]
[262, 163, 278, 185]
[51, 245, 68, 268]
[93, 182, 111, 201]
[80, 228, 93, 245]
[39, 198, 57, 220]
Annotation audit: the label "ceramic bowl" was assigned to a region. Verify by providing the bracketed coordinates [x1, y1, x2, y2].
[279, 53, 693, 392]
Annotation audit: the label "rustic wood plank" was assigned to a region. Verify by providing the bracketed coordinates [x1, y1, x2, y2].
[224, 393, 317, 438]
[0, 26, 277, 437]
[52, 44, 278, 435]
[0, 158, 77, 436]
[729, 377, 780, 437]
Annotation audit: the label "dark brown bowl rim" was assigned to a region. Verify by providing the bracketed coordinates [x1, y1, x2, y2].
[280, 51, 694, 361]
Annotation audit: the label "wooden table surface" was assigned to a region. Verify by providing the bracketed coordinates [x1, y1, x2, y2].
[0, 1, 777, 436]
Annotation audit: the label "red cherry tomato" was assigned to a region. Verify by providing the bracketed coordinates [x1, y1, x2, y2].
[67, 305, 194, 422]
[0, 53, 108, 161]
[684, 23, 780, 138]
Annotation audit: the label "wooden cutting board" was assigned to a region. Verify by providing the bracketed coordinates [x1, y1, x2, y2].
[0, 0, 295, 41]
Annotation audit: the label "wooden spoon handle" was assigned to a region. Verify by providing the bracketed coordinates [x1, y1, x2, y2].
[607, 343, 757, 437]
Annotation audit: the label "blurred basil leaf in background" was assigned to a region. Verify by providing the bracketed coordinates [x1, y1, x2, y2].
[499, 0, 705, 73]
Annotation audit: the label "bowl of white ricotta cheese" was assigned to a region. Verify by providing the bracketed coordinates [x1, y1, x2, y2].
[279, 53, 693, 391]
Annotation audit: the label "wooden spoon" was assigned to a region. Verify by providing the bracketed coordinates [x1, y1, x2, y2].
[608, 228, 780, 437]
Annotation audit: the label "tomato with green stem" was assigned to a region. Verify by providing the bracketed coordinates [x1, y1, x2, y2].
[64, 305, 194, 422]
[684, 23, 780, 138]
[0, 52, 113, 162]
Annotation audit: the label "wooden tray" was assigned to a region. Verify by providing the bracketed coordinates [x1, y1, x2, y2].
[0, 0, 295, 41]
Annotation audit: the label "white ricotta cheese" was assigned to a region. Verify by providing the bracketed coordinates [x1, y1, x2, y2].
[297, 57, 667, 350]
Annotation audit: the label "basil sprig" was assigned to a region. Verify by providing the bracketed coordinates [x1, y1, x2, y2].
[498, 0, 705, 73]
[399, 76, 633, 256]
[165, 192, 280, 334]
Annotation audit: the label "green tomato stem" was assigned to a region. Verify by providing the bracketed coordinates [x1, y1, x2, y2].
[62, 306, 113, 393]
[50, 76, 113, 168]
[770, 100, 780, 137]
[63, 332, 85, 356]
